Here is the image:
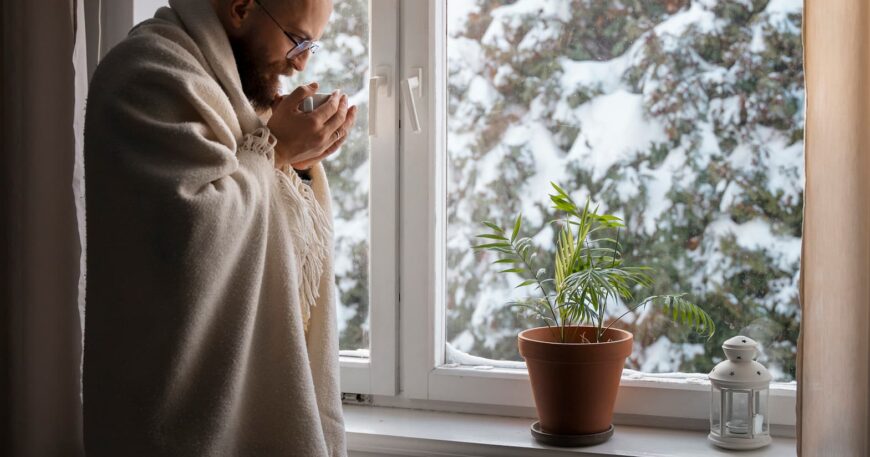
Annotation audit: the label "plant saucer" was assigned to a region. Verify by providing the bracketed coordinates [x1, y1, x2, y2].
[530, 421, 614, 447]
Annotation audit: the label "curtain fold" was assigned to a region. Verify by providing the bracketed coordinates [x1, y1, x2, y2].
[799, 0, 870, 455]
[2, 0, 85, 455]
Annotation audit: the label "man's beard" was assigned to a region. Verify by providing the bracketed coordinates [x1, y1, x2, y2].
[228, 34, 290, 111]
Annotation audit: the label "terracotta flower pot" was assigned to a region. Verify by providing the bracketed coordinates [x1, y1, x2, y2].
[518, 325, 633, 437]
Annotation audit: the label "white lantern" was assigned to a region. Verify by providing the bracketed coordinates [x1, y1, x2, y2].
[708, 335, 772, 450]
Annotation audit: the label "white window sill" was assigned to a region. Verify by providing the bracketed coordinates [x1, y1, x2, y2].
[344, 405, 796, 457]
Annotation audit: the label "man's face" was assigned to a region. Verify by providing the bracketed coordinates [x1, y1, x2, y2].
[224, 0, 332, 110]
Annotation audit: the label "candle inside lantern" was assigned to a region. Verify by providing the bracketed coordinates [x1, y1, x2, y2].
[753, 414, 764, 435]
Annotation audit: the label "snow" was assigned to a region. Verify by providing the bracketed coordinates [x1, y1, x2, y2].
[451, 330, 476, 353]
[653, 1, 717, 37]
[639, 336, 706, 373]
[567, 90, 669, 181]
[560, 56, 628, 93]
[447, 37, 486, 79]
[467, 75, 499, 106]
[750, 24, 767, 53]
[481, 0, 571, 51]
[765, 0, 802, 33]
[706, 217, 801, 271]
[447, 1, 480, 33]
[613, 168, 642, 202]
[492, 64, 514, 87]
[332, 211, 368, 248]
[481, 18, 511, 51]
[333, 34, 366, 56]
[766, 0, 803, 15]
[518, 22, 563, 52]
[446, 342, 527, 369]
[501, 122, 568, 225]
[760, 131, 805, 204]
[490, 0, 571, 24]
[339, 348, 370, 359]
[640, 148, 686, 235]
[719, 181, 740, 211]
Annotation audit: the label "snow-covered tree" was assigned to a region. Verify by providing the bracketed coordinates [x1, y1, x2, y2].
[445, 0, 803, 381]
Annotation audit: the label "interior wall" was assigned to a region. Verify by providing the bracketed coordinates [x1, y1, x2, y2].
[134, 0, 168, 23]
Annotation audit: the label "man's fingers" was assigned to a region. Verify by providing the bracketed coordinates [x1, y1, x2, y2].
[312, 90, 343, 122]
[284, 82, 319, 107]
[330, 104, 357, 142]
[322, 115, 354, 156]
[323, 95, 350, 134]
[309, 141, 343, 166]
[270, 94, 286, 110]
[290, 130, 350, 170]
[324, 135, 346, 156]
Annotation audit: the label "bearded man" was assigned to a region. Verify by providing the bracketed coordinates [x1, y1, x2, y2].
[82, 0, 354, 455]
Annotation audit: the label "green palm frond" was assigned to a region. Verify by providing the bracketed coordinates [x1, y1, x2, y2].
[508, 298, 555, 326]
[474, 182, 718, 343]
[660, 295, 716, 339]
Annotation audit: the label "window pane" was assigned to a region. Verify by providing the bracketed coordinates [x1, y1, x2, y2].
[445, 0, 803, 381]
[286, 0, 371, 352]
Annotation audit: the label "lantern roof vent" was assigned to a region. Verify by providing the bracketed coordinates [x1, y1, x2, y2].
[709, 335, 772, 388]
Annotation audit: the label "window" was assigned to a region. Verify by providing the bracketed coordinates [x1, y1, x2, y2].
[442, 0, 803, 383]
[395, 0, 800, 431]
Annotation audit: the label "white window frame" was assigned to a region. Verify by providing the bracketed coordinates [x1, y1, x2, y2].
[339, 0, 400, 397]
[389, 0, 796, 435]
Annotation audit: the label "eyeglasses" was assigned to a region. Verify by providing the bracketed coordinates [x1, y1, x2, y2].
[254, 0, 321, 60]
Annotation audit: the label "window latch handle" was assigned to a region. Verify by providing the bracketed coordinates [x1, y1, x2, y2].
[402, 68, 423, 134]
[368, 65, 391, 137]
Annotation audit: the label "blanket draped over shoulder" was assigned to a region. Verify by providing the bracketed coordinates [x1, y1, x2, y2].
[82, 0, 346, 455]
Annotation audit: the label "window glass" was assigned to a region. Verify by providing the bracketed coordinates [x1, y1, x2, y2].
[445, 0, 803, 381]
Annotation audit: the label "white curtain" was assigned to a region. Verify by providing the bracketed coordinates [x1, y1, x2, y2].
[798, 0, 870, 455]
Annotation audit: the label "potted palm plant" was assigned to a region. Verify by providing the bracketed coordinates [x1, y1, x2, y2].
[473, 183, 716, 446]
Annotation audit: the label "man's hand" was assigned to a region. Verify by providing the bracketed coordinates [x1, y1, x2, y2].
[267, 82, 358, 170]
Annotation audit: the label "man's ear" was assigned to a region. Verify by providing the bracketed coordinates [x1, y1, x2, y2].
[226, 0, 256, 30]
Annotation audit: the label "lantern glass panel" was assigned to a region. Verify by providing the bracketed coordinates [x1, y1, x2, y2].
[711, 386, 722, 435]
[724, 389, 751, 437]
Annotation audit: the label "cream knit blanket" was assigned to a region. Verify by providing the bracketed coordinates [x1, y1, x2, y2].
[82, 0, 346, 455]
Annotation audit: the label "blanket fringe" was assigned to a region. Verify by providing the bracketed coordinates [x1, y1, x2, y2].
[241, 128, 332, 333]
[239, 127, 277, 160]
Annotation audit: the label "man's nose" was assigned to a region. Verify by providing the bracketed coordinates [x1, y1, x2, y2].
[291, 51, 311, 72]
